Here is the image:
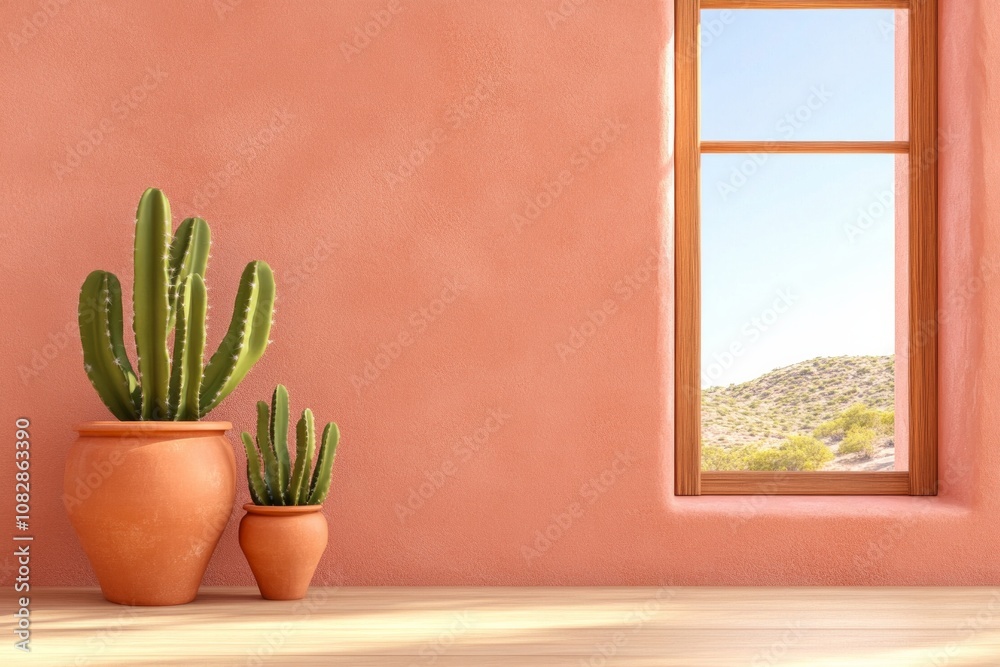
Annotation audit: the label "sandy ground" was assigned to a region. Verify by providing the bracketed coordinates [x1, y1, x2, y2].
[823, 441, 896, 471]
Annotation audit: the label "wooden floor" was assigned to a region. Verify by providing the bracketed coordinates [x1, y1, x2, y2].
[5, 587, 1000, 665]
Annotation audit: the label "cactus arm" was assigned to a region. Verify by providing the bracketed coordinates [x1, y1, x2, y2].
[181, 274, 207, 420]
[307, 422, 340, 505]
[269, 384, 291, 499]
[256, 400, 283, 505]
[79, 271, 141, 420]
[288, 409, 316, 504]
[167, 275, 208, 420]
[167, 217, 211, 329]
[166, 287, 189, 420]
[133, 187, 172, 420]
[241, 432, 270, 505]
[198, 261, 275, 414]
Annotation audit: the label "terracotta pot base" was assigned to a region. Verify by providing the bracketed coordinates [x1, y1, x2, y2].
[64, 421, 236, 606]
[239, 504, 328, 600]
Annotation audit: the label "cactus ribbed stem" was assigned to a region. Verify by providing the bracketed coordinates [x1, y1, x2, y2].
[308, 422, 340, 505]
[269, 384, 290, 498]
[166, 284, 189, 419]
[79, 271, 141, 420]
[133, 188, 172, 420]
[167, 217, 210, 329]
[199, 261, 275, 414]
[241, 432, 270, 506]
[256, 400, 283, 504]
[288, 409, 316, 504]
[168, 275, 208, 420]
[181, 274, 207, 419]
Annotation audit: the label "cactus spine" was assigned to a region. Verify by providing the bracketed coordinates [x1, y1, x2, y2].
[243, 385, 340, 506]
[167, 275, 208, 420]
[307, 423, 340, 505]
[269, 385, 291, 499]
[199, 261, 275, 415]
[288, 409, 316, 504]
[78, 188, 274, 420]
[167, 217, 211, 329]
[79, 272, 141, 420]
[133, 188, 172, 419]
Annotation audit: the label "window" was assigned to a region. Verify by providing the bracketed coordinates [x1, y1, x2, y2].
[675, 0, 937, 495]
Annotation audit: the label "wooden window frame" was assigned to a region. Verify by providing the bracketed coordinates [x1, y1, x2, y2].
[675, 0, 937, 495]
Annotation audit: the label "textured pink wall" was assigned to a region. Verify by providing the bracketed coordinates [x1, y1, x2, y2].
[0, 0, 995, 587]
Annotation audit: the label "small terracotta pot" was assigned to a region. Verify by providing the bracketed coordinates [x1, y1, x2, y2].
[64, 421, 236, 606]
[239, 504, 328, 600]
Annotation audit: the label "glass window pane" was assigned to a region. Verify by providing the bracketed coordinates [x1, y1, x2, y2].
[700, 9, 903, 141]
[700, 154, 906, 472]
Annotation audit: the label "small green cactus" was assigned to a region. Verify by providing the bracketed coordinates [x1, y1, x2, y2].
[242, 385, 340, 506]
[79, 188, 274, 420]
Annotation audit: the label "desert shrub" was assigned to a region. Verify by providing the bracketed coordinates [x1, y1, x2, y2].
[813, 403, 893, 440]
[876, 411, 894, 433]
[745, 435, 833, 471]
[702, 436, 832, 472]
[838, 426, 877, 458]
[702, 444, 772, 471]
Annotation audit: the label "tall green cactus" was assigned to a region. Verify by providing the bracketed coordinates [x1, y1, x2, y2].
[242, 385, 340, 506]
[78, 188, 275, 421]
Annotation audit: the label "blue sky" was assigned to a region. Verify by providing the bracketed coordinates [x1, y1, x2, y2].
[699, 9, 900, 387]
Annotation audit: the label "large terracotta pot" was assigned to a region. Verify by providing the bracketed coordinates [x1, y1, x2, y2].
[64, 421, 236, 606]
[239, 504, 328, 600]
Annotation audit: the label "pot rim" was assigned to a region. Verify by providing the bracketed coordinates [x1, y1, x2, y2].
[242, 503, 324, 516]
[75, 420, 232, 435]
